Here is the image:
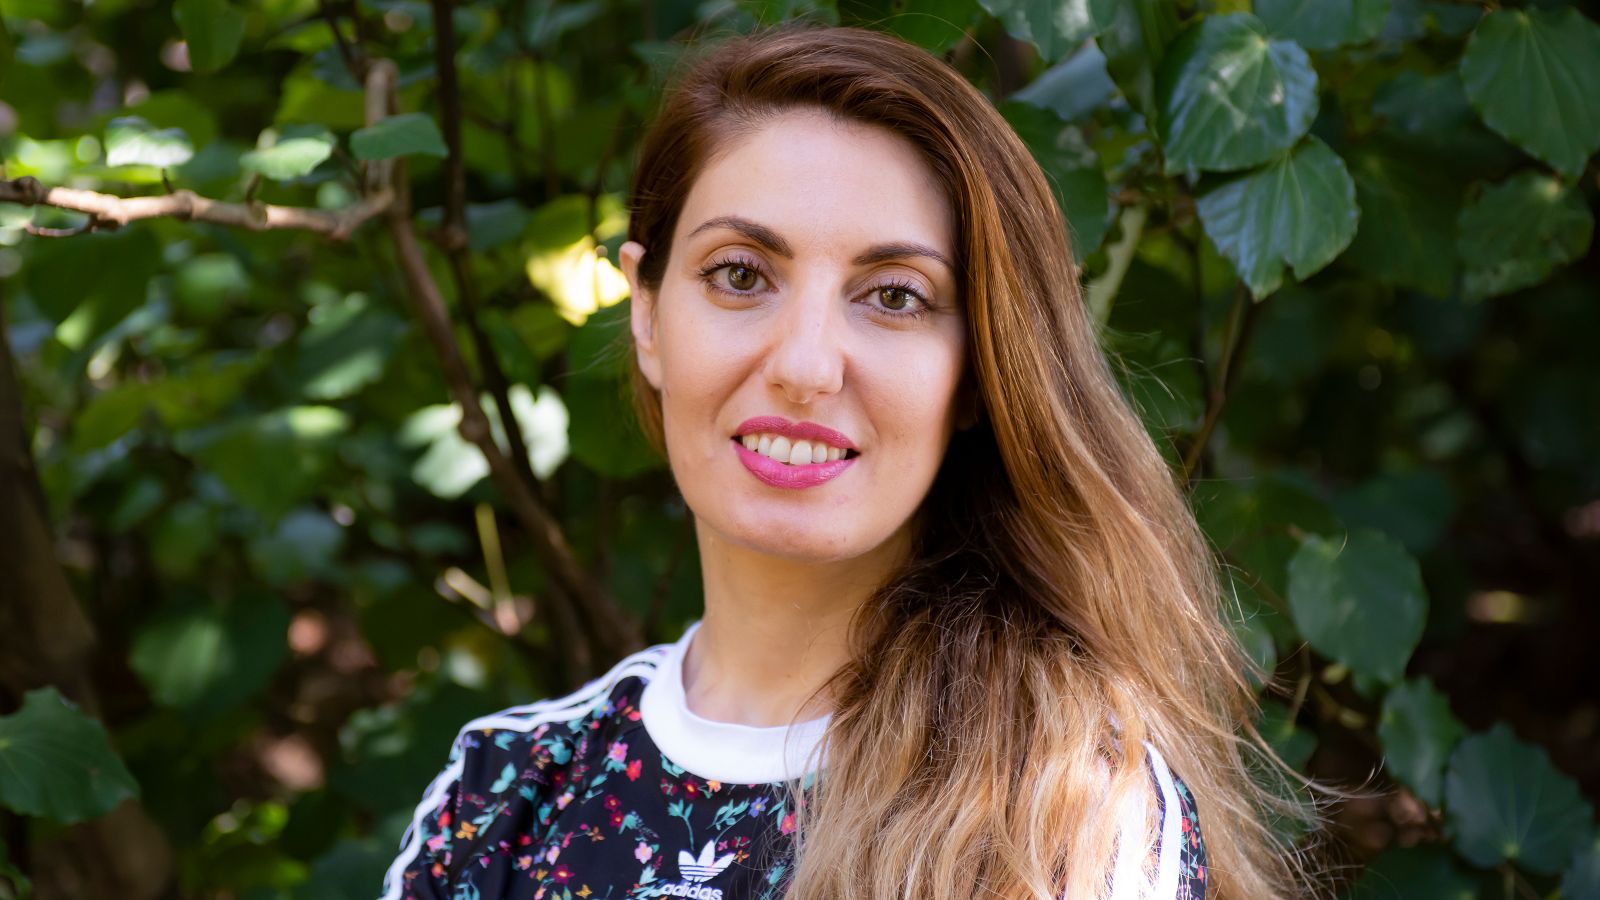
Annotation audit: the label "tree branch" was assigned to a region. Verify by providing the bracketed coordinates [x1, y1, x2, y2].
[1, 62, 399, 242]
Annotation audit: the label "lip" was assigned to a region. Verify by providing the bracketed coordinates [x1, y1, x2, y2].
[733, 441, 856, 489]
[733, 416, 858, 451]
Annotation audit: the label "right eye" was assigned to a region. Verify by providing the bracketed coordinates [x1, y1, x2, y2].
[701, 259, 770, 295]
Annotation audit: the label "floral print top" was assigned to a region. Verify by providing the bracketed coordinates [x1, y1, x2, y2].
[378, 622, 1207, 900]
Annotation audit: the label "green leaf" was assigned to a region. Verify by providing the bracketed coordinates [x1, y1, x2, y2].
[1153, 13, 1319, 175]
[1258, 701, 1315, 770]
[104, 115, 194, 168]
[1012, 43, 1117, 122]
[1334, 468, 1456, 555]
[1565, 840, 1600, 900]
[129, 595, 291, 718]
[350, 112, 448, 161]
[1286, 530, 1426, 685]
[23, 227, 163, 349]
[0, 687, 140, 823]
[1255, 0, 1389, 51]
[0, 16, 17, 93]
[1444, 723, 1596, 874]
[1094, 0, 1180, 118]
[1195, 136, 1358, 299]
[1341, 140, 1461, 299]
[175, 407, 350, 520]
[1459, 7, 1600, 178]
[883, 0, 979, 52]
[1378, 678, 1465, 807]
[1001, 103, 1112, 259]
[247, 508, 345, 586]
[1348, 845, 1477, 900]
[1456, 170, 1593, 301]
[173, 0, 246, 74]
[288, 293, 407, 401]
[977, 0, 1116, 62]
[240, 124, 336, 181]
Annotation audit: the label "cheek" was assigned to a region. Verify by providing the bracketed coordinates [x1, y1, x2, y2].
[862, 332, 967, 451]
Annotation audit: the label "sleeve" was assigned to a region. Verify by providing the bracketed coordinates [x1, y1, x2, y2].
[377, 739, 467, 900]
[1148, 743, 1208, 900]
[1105, 742, 1208, 900]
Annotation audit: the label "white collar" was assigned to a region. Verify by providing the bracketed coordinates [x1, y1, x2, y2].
[639, 620, 831, 784]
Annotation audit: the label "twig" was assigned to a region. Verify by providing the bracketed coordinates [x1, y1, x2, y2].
[429, 0, 543, 497]
[1181, 284, 1260, 484]
[0, 174, 392, 241]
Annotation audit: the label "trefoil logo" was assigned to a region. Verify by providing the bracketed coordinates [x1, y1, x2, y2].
[648, 840, 734, 899]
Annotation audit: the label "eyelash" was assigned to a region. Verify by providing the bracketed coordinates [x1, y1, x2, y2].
[697, 254, 934, 321]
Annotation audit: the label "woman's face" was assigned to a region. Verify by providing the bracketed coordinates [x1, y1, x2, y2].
[621, 107, 968, 563]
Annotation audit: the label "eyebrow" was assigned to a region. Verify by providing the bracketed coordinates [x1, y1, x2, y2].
[686, 215, 954, 272]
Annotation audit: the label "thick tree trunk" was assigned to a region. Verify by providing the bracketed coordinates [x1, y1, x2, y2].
[0, 292, 172, 900]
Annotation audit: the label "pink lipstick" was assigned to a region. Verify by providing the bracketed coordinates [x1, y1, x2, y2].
[732, 417, 858, 489]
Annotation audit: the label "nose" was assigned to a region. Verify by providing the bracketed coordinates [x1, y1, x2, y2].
[762, 279, 846, 406]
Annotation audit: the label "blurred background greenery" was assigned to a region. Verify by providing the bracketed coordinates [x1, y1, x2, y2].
[1, 0, 1598, 897]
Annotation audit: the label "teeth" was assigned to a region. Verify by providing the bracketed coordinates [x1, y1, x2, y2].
[737, 432, 852, 466]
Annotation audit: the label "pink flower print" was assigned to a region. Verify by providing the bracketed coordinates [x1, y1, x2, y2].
[626, 759, 643, 781]
[516, 855, 533, 870]
[545, 844, 561, 864]
[553, 864, 573, 883]
[780, 812, 795, 835]
[607, 740, 628, 764]
[635, 841, 652, 864]
[604, 795, 622, 811]
[609, 810, 624, 828]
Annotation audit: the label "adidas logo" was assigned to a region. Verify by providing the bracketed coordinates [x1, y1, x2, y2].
[648, 841, 735, 899]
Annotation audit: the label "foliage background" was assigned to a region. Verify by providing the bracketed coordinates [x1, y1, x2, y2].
[1, 0, 1598, 897]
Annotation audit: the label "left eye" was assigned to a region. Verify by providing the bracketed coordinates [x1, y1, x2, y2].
[877, 287, 916, 310]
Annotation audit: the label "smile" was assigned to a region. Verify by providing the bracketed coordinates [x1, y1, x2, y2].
[731, 417, 858, 489]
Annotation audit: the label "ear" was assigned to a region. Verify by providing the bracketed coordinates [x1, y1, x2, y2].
[620, 240, 663, 390]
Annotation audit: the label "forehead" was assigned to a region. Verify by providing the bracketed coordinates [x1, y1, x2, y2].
[675, 108, 954, 257]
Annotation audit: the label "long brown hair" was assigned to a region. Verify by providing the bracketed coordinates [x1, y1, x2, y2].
[624, 24, 1317, 899]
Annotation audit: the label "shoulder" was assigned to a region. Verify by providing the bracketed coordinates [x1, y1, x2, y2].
[1109, 742, 1208, 900]
[379, 642, 673, 899]
[447, 641, 671, 769]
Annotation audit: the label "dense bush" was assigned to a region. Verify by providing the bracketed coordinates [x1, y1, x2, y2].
[1, 0, 1597, 897]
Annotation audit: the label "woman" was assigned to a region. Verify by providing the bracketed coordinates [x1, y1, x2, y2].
[380, 23, 1313, 900]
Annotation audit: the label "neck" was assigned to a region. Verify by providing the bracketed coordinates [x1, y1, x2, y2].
[683, 521, 909, 728]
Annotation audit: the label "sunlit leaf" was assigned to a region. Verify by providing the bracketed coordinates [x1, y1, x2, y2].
[1195, 136, 1358, 299]
[1153, 13, 1318, 175]
[240, 124, 337, 181]
[1444, 723, 1595, 874]
[1460, 7, 1600, 178]
[105, 115, 194, 168]
[1286, 530, 1426, 685]
[0, 687, 139, 824]
[351, 112, 448, 161]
